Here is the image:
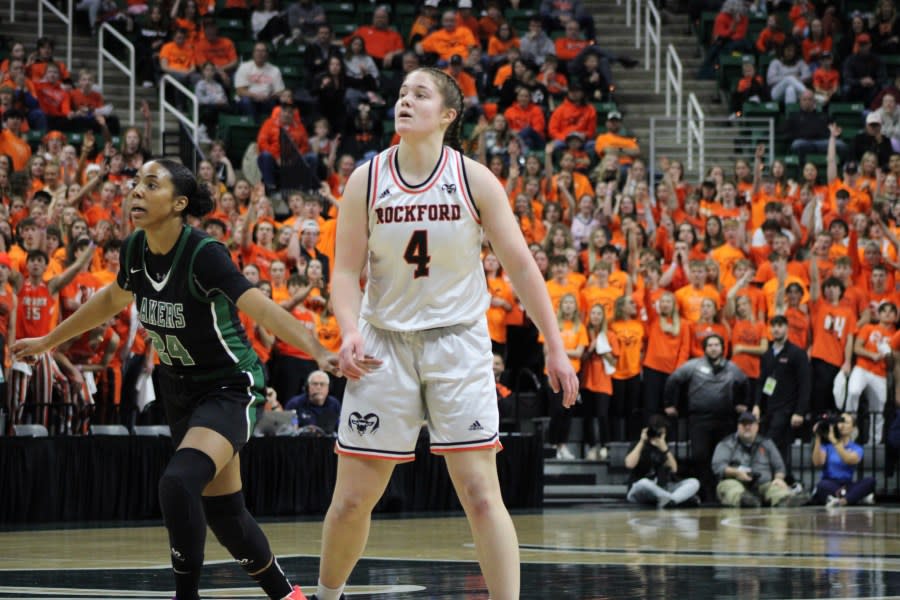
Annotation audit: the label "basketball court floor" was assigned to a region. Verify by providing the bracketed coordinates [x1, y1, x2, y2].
[2, 506, 900, 598]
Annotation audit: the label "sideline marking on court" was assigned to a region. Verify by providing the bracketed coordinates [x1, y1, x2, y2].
[0, 584, 426, 598]
[720, 510, 900, 539]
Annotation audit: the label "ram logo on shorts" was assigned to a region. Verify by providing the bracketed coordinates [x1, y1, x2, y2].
[349, 412, 380, 435]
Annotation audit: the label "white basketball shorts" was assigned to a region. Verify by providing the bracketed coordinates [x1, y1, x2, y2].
[336, 318, 501, 461]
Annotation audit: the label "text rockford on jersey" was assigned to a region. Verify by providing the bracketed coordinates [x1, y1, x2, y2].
[374, 204, 462, 224]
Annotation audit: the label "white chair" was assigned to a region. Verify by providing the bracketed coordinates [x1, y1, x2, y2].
[89, 424, 131, 436]
[13, 424, 49, 437]
[132, 425, 172, 437]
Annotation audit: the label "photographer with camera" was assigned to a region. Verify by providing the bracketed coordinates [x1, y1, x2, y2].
[712, 412, 810, 507]
[811, 412, 876, 507]
[624, 415, 701, 508]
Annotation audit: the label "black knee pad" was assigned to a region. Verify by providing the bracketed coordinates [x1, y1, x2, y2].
[158, 448, 217, 517]
[158, 448, 217, 571]
[203, 491, 273, 574]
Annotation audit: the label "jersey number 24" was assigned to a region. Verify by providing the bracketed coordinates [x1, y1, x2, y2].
[145, 330, 196, 366]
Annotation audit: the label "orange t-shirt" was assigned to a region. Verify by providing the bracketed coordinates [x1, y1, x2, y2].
[193, 36, 237, 69]
[272, 307, 315, 360]
[159, 41, 196, 73]
[581, 330, 619, 395]
[315, 313, 342, 354]
[642, 316, 692, 374]
[675, 284, 720, 322]
[809, 299, 856, 367]
[17, 279, 57, 338]
[240, 311, 271, 364]
[784, 306, 811, 350]
[580, 283, 621, 322]
[730, 319, 767, 379]
[546, 278, 581, 312]
[854, 323, 894, 377]
[486, 275, 514, 344]
[609, 319, 645, 379]
[421, 27, 478, 61]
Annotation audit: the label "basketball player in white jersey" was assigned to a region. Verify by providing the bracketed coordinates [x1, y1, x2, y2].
[314, 67, 579, 600]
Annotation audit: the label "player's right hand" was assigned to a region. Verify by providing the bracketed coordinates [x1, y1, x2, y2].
[11, 337, 52, 362]
[338, 331, 383, 380]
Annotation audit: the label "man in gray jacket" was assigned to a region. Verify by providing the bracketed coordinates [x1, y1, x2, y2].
[664, 334, 748, 501]
[712, 412, 810, 507]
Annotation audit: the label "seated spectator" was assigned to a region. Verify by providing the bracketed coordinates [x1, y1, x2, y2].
[284, 370, 341, 434]
[540, 0, 596, 41]
[2, 58, 47, 132]
[193, 17, 239, 88]
[548, 82, 597, 145]
[505, 86, 546, 151]
[519, 16, 555, 67]
[344, 37, 384, 107]
[731, 57, 767, 116]
[853, 112, 894, 170]
[343, 5, 405, 70]
[0, 109, 32, 171]
[34, 63, 71, 131]
[408, 0, 441, 48]
[872, 92, 900, 153]
[27, 37, 71, 84]
[69, 69, 119, 134]
[625, 415, 700, 507]
[286, 0, 326, 39]
[256, 103, 310, 193]
[421, 10, 478, 64]
[871, 0, 900, 57]
[698, 0, 751, 80]
[784, 90, 847, 165]
[444, 54, 480, 122]
[811, 413, 876, 507]
[802, 18, 832, 66]
[755, 14, 786, 56]
[305, 23, 342, 80]
[487, 22, 519, 67]
[234, 42, 285, 122]
[594, 111, 640, 168]
[195, 62, 230, 143]
[553, 20, 590, 73]
[767, 41, 810, 106]
[841, 34, 886, 106]
[812, 51, 839, 106]
[712, 411, 810, 506]
[159, 28, 197, 87]
[251, 0, 291, 44]
[134, 4, 169, 88]
[788, 0, 814, 37]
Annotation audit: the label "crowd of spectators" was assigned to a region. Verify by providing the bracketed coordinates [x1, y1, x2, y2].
[0, 1, 898, 511]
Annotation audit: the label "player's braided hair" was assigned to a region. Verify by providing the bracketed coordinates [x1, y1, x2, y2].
[415, 67, 465, 152]
[154, 158, 213, 218]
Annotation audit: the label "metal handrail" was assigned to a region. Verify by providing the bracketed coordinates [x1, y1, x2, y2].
[9, 0, 14, 23]
[159, 75, 199, 156]
[633, 0, 642, 48]
[98, 24, 135, 125]
[645, 1, 661, 93]
[666, 44, 683, 142]
[686, 93, 705, 175]
[37, 0, 73, 71]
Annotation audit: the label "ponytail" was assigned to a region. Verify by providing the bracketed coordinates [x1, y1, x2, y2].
[154, 158, 213, 218]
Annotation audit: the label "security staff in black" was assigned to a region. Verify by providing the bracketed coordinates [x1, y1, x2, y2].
[10, 159, 364, 600]
[757, 314, 810, 481]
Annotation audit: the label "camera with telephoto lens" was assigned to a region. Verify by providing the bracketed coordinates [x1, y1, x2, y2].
[646, 427, 663, 439]
[814, 412, 841, 442]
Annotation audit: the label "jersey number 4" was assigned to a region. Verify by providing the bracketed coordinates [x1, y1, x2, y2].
[404, 230, 431, 278]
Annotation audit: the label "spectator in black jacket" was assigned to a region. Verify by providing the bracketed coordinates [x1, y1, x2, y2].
[757, 314, 810, 482]
[786, 90, 848, 165]
[853, 112, 895, 169]
[841, 34, 886, 106]
[664, 334, 749, 500]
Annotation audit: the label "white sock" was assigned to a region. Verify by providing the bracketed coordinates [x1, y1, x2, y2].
[316, 579, 345, 600]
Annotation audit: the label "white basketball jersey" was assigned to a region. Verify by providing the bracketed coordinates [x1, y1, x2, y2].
[361, 145, 489, 331]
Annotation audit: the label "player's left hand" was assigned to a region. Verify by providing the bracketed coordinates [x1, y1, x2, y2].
[545, 349, 579, 408]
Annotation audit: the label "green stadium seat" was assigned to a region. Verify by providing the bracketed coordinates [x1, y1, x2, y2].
[884, 54, 900, 78]
[828, 102, 864, 129]
[717, 53, 749, 91]
[697, 11, 717, 45]
[225, 123, 260, 165]
[592, 101, 618, 121]
[280, 64, 305, 90]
